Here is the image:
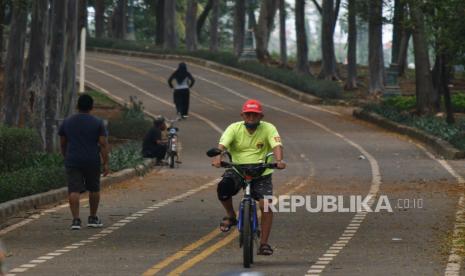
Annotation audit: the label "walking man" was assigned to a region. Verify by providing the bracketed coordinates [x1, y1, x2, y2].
[59, 94, 109, 230]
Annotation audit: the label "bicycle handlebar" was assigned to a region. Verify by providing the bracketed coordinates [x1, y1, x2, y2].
[218, 161, 277, 169]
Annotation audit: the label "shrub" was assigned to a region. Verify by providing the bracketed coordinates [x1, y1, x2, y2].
[109, 141, 145, 172]
[0, 126, 42, 173]
[382, 96, 416, 111]
[108, 96, 152, 139]
[0, 166, 66, 203]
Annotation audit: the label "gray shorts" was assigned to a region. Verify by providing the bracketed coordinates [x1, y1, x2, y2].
[66, 167, 101, 193]
[217, 169, 273, 201]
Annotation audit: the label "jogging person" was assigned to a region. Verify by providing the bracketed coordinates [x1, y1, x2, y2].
[211, 99, 286, 256]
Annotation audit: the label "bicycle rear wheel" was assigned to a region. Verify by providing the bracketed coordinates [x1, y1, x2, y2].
[243, 200, 253, 268]
[168, 153, 175, 168]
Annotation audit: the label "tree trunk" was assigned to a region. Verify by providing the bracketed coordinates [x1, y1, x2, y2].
[78, 0, 87, 32]
[294, 0, 310, 75]
[45, 0, 67, 152]
[61, 0, 78, 118]
[391, 0, 404, 64]
[1, 0, 28, 127]
[344, 0, 357, 90]
[319, 0, 339, 80]
[279, 0, 287, 66]
[185, 0, 198, 51]
[113, 0, 127, 39]
[0, 0, 5, 65]
[23, 0, 48, 145]
[163, 0, 177, 49]
[397, 28, 410, 76]
[155, 0, 164, 46]
[255, 0, 278, 62]
[409, 1, 434, 114]
[197, 0, 213, 43]
[95, 0, 105, 38]
[368, 0, 384, 94]
[233, 0, 245, 57]
[209, 0, 219, 51]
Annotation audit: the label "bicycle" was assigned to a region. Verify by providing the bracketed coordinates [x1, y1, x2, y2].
[165, 119, 180, 168]
[206, 148, 277, 268]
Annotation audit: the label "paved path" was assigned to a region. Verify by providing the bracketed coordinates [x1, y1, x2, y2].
[2, 52, 465, 276]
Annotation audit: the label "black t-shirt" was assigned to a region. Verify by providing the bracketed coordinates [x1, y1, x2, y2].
[142, 127, 162, 154]
[58, 113, 107, 168]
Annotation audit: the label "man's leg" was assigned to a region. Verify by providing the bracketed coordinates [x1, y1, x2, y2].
[69, 192, 80, 219]
[89, 192, 100, 217]
[259, 199, 273, 245]
[221, 198, 236, 219]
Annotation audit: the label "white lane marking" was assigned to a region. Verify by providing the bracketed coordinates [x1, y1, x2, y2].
[85, 65, 224, 135]
[89, 57, 383, 276]
[409, 144, 465, 276]
[7, 179, 219, 274]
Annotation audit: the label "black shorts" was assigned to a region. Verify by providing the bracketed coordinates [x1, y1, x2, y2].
[66, 167, 101, 193]
[217, 169, 272, 201]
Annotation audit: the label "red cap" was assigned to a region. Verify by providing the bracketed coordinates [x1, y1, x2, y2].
[241, 99, 263, 113]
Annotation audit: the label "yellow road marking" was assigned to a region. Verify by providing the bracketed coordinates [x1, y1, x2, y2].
[141, 177, 301, 276]
[158, 178, 308, 275]
[142, 229, 220, 276]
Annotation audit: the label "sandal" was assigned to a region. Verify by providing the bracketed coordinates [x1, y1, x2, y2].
[257, 243, 274, 256]
[219, 216, 237, 232]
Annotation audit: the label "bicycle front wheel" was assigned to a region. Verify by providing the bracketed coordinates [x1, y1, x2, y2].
[242, 200, 253, 268]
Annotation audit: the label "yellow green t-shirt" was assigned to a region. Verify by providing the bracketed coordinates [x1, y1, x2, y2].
[219, 121, 282, 176]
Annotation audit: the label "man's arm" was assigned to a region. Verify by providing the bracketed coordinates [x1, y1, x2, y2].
[60, 136, 67, 157]
[99, 136, 110, 176]
[211, 144, 226, 168]
[272, 145, 286, 169]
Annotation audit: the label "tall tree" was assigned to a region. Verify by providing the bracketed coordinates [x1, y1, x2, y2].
[154, 0, 164, 46]
[278, 0, 287, 66]
[319, 0, 340, 80]
[1, 0, 28, 126]
[209, 0, 219, 51]
[197, 0, 213, 43]
[294, 0, 310, 75]
[78, 0, 87, 32]
[233, 0, 246, 56]
[391, 0, 404, 64]
[163, 0, 177, 49]
[345, 0, 357, 89]
[45, 0, 67, 152]
[408, 0, 434, 114]
[368, 0, 384, 94]
[0, 0, 5, 65]
[23, 0, 49, 144]
[397, 29, 410, 76]
[185, 0, 198, 51]
[112, 0, 127, 39]
[61, 0, 78, 118]
[95, 0, 105, 38]
[255, 0, 278, 61]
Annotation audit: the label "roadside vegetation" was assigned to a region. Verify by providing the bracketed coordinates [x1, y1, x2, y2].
[0, 91, 151, 204]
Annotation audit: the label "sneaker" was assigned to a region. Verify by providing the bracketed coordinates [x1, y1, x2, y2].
[87, 216, 103, 228]
[71, 218, 81, 230]
[182, 115, 189, 119]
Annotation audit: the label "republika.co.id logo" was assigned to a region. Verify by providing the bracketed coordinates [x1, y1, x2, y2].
[263, 195, 423, 213]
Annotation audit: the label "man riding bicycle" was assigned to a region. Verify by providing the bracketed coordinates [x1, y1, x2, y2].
[211, 99, 286, 256]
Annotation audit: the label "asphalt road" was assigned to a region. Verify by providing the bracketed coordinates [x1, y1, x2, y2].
[2, 52, 465, 276]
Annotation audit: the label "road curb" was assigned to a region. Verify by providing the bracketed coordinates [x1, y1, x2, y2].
[353, 108, 465, 159]
[87, 47, 322, 105]
[0, 159, 156, 226]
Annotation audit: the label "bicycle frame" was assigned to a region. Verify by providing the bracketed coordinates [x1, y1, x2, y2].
[165, 120, 179, 168]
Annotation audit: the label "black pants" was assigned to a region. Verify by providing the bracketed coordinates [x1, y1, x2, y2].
[173, 89, 190, 116]
[142, 144, 167, 160]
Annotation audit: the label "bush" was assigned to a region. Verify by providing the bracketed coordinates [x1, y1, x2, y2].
[0, 126, 42, 173]
[382, 96, 416, 111]
[0, 166, 66, 203]
[108, 96, 152, 139]
[109, 141, 145, 172]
